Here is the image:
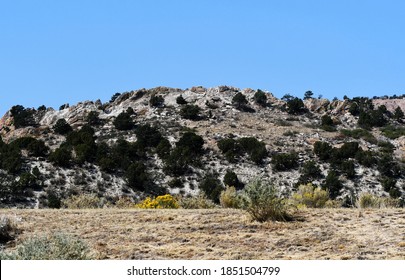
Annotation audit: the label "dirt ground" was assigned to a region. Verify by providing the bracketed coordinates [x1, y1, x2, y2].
[1, 208, 404, 260]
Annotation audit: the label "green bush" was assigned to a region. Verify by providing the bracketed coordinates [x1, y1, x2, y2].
[53, 119, 72, 135]
[199, 173, 224, 203]
[241, 179, 293, 222]
[149, 95, 164, 107]
[217, 138, 241, 162]
[381, 125, 405, 139]
[322, 170, 343, 199]
[0, 233, 92, 260]
[110, 92, 121, 103]
[358, 109, 388, 129]
[46, 189, 61, 209]
[155, 138, 172, 160]
[86, 111, 101, 126]
[177, 132, 204, 154]
[168, 178, 183, 189]
[176, 95, 187, 105]
[321, 115, 335, 131]
[10, 105, 36, 128]
[340, 128, 377, 144]
[299, 160, 322, 181]
[135, 124, 162, 148]
[180, 104, 201, 120]
[291, 183, 330, 208]
[272, 152, 299, 171]
[355, 150, 376, 167]
[232, 92, 248, 109]
[340, 160, 356, 178]
[286, 97, 306, 115]
[314, 141, 333, 161]
[393, 106, 404, 122]
[49, 147, 72, 167]
[254, 89, 267, 106]
[238, 137, 267, 164]
[223, 170, 244, 190]
[125, 162, 149, 192]
[113, 112, 134, 130]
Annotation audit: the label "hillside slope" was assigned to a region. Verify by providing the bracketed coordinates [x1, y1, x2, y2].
[0, 86, 405, 208]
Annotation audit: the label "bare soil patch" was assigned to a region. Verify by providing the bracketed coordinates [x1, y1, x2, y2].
[1, 208, 404, 260]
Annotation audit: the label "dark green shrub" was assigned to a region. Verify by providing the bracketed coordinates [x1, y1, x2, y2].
[304, 90, 314, 99]
[149, 95, 164, 107]
[155, 138, 172, 160]
[321, 115, 336, 131]
[113, 112, 134, 130]
[217, 138, 241, 162]
[135, 124, 162, 148]
[27, 140, 48, 157]
[110, 92, 121, 103]
[340, 129, 377, 144]
[378, 141, 395, 154]
[168, 178, 183, 189]
[74, 143, 97, 164]
[381, 125, 405, 139]
[381, 177, 397, 193]
[323, 170, 343, 199]
[180, 104, 201, 120]
[86, 111, 101, 126]
[199, 173, 224, 203]
[10, 105, 36, 128]
[287, 97, 306, 115]
[254, 89, 267, 106]
[355, 150, 376, 167]
[339, 142, 360, 159]
[163, 147, 193, 176]
[393, 106, 404, 122]
[238, 137, 267, 164]
[378, 154, 401, 178]
[53, 119, 72, 135]
[358, 109, 388, 129]
[177, 132, 204, 155]
[0, 146, 23, 174]
[298, 160, 322, 183]
[340, 160, 356, 178]
[223, 170, 244, 190]
[232, 92, 248, 110]
[125, 162, 149, 191]
[314, 141, 333, 161]
[389, 187, 402, 199]
[46, 190, 61, 209]
[272, 152, 299, 171]
[176, 95, 187, 105]
[49, 147, 72, 167]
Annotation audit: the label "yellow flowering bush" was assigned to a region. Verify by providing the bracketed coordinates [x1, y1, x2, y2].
[135, 194, 179, 209]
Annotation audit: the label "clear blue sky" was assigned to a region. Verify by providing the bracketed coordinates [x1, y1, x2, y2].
[1, 0, 405, 116]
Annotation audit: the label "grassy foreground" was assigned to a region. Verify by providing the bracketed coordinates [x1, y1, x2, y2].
[0, 208, 404, 260]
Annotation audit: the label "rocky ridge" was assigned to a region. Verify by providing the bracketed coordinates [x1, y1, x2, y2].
[1, 86, 405, 208]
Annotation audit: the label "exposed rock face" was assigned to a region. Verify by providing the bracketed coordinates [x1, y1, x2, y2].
[373, 98, 405, 112]
[0, 86, 404, 208]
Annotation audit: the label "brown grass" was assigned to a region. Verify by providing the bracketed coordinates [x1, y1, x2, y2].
[0, 208, 404, 260]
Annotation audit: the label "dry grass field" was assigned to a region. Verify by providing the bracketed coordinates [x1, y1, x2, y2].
[1, 208, 405, 260]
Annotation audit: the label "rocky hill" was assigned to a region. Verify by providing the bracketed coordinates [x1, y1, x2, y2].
[1, 86, 405, 208]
